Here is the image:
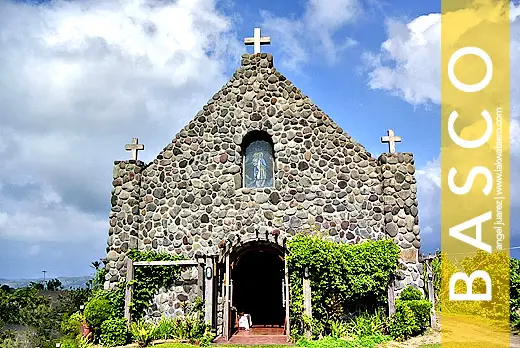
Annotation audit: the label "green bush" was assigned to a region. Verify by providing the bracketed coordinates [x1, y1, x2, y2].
[199, 329, 216, 347]
[153, 317, 177, 340]
[129, 320, 156, 347]
[92, 286, 125, 319]
[55, 288, 92, 320]
[0, 331, 18, 348]
[59, 338, 79, 348]
[387, 286, 432, 340]
[76, 336, 94, 348]
[0, 337, 20, 348]
[100, 318, 128, 347]
[399, 286, 422, 301]
[405, 299, 432, 329]
[330, 320, 350, 339]
[149, 299, 214, 346]
[432, 251, 510, 320]
[387, 301, 417, 340]
[345, 310, 385, 338]
[58, 337, 93, 348]
[61, 312, 86, 339]
[287, 233, 400, 338]
[84, 297, 114, 328]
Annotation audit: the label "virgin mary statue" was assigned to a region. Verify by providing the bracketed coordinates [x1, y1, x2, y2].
[252, 151, 267, 187]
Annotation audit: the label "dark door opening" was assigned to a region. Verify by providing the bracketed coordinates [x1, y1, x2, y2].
[231, 247, 285, 327]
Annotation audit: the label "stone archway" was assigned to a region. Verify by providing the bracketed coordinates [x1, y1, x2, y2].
[231, 242, 285, 326]
[221, 240, 289, 340]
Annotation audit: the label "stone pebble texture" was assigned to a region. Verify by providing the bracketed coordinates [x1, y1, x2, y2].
[105, 53, 424, 330]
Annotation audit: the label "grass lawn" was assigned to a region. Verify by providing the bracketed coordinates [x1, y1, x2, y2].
[153, 345, 291, 348]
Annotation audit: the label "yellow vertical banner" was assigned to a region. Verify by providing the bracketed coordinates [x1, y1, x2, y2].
[441, 0, 510, 347]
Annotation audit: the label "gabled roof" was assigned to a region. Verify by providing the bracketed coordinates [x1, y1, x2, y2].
[151, 53, 375, 165]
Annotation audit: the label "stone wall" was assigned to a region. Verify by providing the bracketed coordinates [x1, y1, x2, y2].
[143, 266, 200, 321]
[124, 53, 387, 263]
[104, 53, 425, 319]
[105, 160, 146, 288]
[378, 153, 423, 293]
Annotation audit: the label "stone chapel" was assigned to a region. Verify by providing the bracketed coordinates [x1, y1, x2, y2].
[104, 28, 424, 341]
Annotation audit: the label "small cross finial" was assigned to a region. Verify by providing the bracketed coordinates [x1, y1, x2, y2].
[125, 137, 144, 161]
[381, 129, 401, 154]
[244, 27, 271, 54]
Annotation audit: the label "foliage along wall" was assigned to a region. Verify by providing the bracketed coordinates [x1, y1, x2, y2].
[286, 233, 401, 336]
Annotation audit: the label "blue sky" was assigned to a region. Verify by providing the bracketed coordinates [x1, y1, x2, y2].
[0, 0, 518, 279]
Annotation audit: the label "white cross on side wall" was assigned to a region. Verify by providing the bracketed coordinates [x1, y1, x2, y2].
[381, 129, 402, 154]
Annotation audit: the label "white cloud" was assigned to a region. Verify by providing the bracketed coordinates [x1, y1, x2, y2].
[260, 0, 359, 71]
[0, 0, 241, 277]
[364, 3, 520, 241]
[364, 3, 520, 111]
[363, 14, 441, 106]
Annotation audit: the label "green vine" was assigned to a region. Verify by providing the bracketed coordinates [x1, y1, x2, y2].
[126, 249, 186, 320]
[286, 233, 400, 338]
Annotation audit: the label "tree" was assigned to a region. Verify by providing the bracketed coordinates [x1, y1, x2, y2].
[46, 278, 63, 291]
[29, 281, 44, 291]
[91, 261, 101, 270]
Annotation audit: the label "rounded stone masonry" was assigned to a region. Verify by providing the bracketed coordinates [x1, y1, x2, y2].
[104, 53, 426, 317]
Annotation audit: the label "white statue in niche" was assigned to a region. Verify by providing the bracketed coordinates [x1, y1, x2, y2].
[245, 139, 273, 188]
[252, 151, 267, 187]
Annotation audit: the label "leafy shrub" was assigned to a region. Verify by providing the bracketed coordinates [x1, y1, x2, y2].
[399, 286, 422, 301]
[153, 317, 177, 340]
[100, 318, 128, 347]
[287, 233, 400, 338]
[61, 312, 86, 339]
[295, 314, 324, 340]
[0, 331, 18, 348]
[148, 299, 214, 345]
[76, 336, 94, 348]
[330, 320, 350, 339]
[345, 310, 385, 338]
[91, 267, 107, 291]
[199, 329, 216, 347]
[83, 297, 114, 328]
[129, 320, 156, 347]
[92, 286, 125, 319]
[405, 299, 432, 329]
[387, 301, 417, 340]
[433, 251, 510, 320]
[387, 286, 432, 340]
[0, 336, 20, 348]
[59, 338, 79, 348]
[55, 288, 92, 320]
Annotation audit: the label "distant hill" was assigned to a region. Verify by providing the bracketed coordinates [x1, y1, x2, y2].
[0, 276, 92, 289]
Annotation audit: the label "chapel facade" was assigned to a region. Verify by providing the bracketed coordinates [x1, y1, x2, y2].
[104, 38, 424, 340]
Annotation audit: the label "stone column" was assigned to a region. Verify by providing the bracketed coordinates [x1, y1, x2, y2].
[424, 256, 439, 330]
[105, 160, 146, 289]
[204, 257, 214, 327]
[378, 153, 423, 293]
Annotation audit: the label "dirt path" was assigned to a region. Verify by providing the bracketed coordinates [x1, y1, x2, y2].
[379, 316, 520, 348]
[378, 330, 440, 348]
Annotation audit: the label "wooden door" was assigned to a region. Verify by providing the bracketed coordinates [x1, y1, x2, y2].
[284, 254, 290, 337]
[223, 254, 231, 341]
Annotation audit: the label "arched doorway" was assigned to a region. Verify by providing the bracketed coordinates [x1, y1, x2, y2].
[229, 242, 286, 334]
